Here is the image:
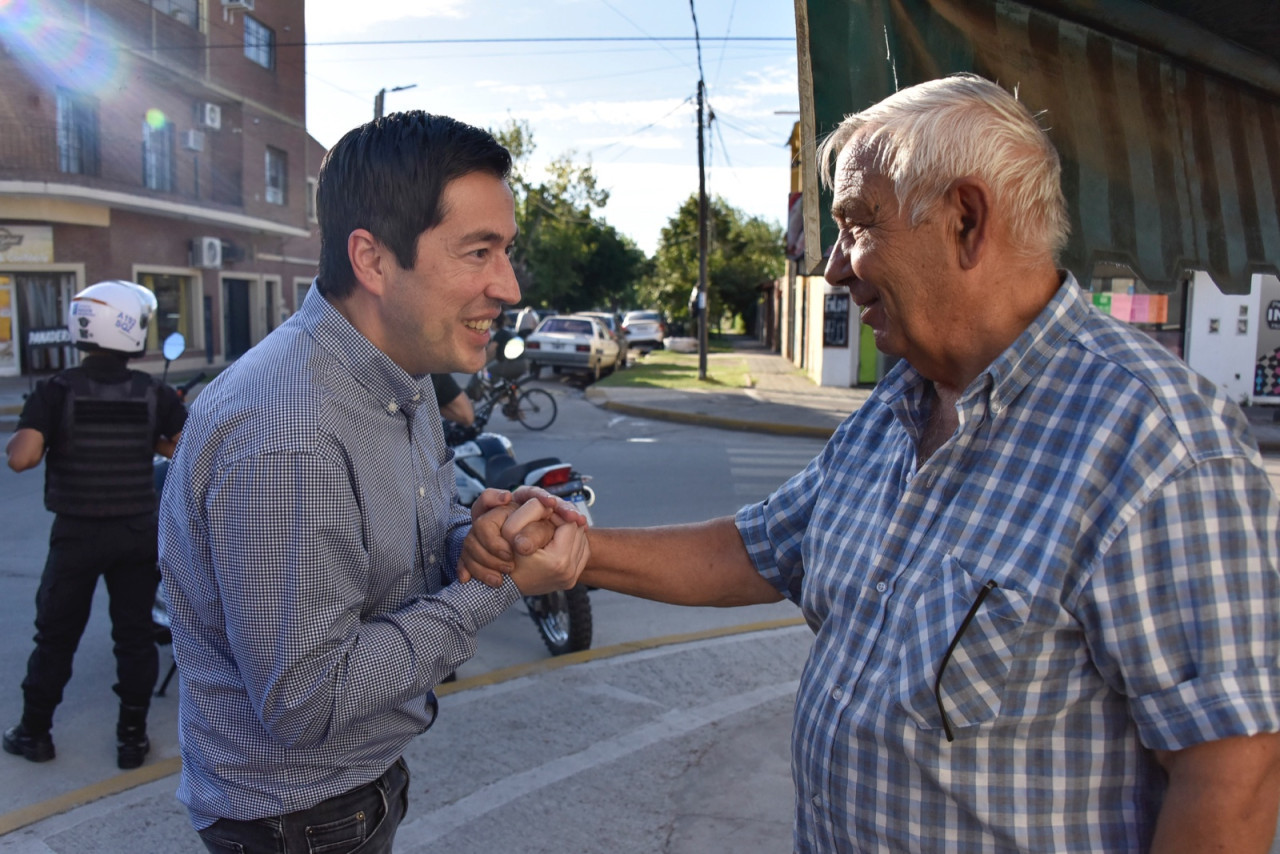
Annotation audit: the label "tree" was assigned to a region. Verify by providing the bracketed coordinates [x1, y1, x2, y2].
[490, 120, 647, 313]
[640, 195, 784, 333]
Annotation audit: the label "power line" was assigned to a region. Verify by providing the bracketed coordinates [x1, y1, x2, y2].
[134, 35, 792, 52]
[712, 0, 739, 86]
[596, 0, 692, 69]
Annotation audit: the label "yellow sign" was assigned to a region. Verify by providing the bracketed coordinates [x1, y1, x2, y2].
[0, 225, 54, 263]
[0, 274, 16, 375]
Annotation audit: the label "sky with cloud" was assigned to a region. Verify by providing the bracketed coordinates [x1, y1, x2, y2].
[303, 0, 800, 255]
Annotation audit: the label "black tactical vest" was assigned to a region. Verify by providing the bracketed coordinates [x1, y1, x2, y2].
[44, 369, 158, 517]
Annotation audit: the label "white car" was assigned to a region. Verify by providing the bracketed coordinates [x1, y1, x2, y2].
[621, 310, 667, 353]
[525, 315, 622, 381]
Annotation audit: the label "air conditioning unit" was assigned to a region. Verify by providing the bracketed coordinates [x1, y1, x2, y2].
[182, 129, 205, 152]
[221, 0, 254, 9]
[197, 102, 221, 131]
[192, 236, 222, 269]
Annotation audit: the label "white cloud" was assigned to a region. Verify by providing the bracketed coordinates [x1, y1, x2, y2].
[729, 65, 800, 100]
[306, 0, 466, 39]
[577, 134, 684, 150]
[590, 161, 790, 255]
[475, 82, 553, 102]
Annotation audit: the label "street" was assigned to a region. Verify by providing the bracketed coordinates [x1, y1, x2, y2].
[0, 381, 825, 830]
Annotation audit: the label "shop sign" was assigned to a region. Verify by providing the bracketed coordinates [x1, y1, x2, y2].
[0, 225, 54, 263]
[823, 292, 849, 347]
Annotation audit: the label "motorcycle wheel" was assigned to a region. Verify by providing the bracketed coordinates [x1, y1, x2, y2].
[524, 584, 592, 656]
[515, 388, 557, 430]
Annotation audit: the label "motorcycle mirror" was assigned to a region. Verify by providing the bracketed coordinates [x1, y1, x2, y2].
[162, 332, 186, 362]
[502, 336, 526, 360]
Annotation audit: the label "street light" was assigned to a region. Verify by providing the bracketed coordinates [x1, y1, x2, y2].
[374, 84, 418, 120]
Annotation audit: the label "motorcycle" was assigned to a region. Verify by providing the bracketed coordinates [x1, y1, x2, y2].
[446, 335, 594, 657]
[151, 333, 205, 696]
[153, 336, 593, 701]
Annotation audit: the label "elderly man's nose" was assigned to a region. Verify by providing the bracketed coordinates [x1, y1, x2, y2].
[825, 243, 852, 285]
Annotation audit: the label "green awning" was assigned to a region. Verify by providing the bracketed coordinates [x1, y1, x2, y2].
[796, 0, 1280, 294]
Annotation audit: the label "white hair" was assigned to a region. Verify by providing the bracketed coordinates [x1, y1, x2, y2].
[818, 73, 1070, 262]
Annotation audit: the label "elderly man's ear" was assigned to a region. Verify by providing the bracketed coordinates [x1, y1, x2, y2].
[950, 177, 993, 271]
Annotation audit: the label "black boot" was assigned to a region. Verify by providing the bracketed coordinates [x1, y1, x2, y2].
[3, 723, 55, 763]
[116, 703, 150, 770]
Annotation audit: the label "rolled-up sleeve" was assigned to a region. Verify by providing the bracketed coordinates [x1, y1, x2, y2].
[1078, 454, 1280, 751]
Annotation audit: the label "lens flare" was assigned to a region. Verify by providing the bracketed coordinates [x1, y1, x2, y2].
[145, 108, 167, 130]
[0, 0, 123, 95]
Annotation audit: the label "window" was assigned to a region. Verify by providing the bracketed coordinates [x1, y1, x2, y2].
[265, 147, 287, 205]
[306, 177, 318, 222]
[57, 89, 99, 175]
[244, 15, 275, 69]
[133, 0, 200, 28]
[142, 117, 174, 192]
[136, 272, 197, 348]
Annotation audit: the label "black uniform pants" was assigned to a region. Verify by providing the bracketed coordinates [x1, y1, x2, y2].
[21, 513, 161, 724]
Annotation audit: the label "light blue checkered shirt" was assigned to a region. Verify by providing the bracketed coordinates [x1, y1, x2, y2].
[159, 284, 519, 829]
[738, 276, 1280, 852]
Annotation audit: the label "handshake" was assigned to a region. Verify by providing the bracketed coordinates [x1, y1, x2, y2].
[457, 487, 590, 595]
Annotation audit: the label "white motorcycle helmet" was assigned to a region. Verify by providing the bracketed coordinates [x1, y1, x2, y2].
[67, 280, 158, 356]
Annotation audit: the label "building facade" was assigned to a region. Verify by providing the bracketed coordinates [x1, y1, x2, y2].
[0, 0, 324, 377]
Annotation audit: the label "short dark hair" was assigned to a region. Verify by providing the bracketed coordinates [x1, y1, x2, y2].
[315, 112, 512, 299]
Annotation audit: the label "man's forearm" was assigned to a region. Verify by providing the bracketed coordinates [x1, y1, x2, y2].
[1150, 732, 1280, 853]
[582, 517, 782, 607]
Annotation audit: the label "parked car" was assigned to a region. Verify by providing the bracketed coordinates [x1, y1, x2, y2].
[577, 311, 629, 370]
[621, 310, 667, 353]
[525, 314, 622, 381]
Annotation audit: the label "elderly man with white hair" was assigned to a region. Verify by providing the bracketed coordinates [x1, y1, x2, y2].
[485, 73, 1280, 851]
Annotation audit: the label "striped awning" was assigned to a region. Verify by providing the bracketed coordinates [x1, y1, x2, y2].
[796, 0, 1280, 294]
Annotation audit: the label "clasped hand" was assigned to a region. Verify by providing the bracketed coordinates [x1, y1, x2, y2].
[459, 487, 589, 595]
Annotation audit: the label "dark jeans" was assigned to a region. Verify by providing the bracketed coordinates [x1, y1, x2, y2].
[198, 759, 410, 854]
[21, 513, 161, 720]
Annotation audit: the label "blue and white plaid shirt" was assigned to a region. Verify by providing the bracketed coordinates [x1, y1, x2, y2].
[737, 276, 1280, 852]
[159, 284, 519, 829]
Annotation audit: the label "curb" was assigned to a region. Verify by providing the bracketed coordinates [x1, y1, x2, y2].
[588, 391, 836, 440]
[601, 399, 835, 439]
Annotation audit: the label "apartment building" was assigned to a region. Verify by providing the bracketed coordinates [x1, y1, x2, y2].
[0, 0, 325, 377]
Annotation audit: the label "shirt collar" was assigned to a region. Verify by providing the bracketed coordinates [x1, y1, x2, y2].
[298, 280, 430, 419]
[877, 271, 1089, 423]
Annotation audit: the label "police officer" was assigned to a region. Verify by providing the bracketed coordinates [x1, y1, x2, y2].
[3, 281, 187, 769]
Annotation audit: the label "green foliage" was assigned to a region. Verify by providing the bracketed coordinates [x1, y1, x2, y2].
[491, 120, 649, 314]
[488, 122, 781, 325]
[637, 195, 784, 334]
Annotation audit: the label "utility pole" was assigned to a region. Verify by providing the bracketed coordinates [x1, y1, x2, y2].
[695, 79, 709, 380]
[689, 0, 709, 380]
[374, 84, 418, 120]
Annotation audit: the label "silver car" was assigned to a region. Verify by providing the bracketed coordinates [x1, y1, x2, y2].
[621, 310, 666, 353]
[526, 315, 622, 381]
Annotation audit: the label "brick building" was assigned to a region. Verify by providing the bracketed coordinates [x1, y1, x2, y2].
[0, 0, 324, 377]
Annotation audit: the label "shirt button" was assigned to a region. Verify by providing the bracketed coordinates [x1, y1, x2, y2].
[831, 686, 844, 701]
[418, 486, 425, 497]
[412, 393, 421, 402]
[811, 794, 822, 808]
[428, 553, 438, 564]
[387, 401, 399, 414]
[875, 581, 887, 593]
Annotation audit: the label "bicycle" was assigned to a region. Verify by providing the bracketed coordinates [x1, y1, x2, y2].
[465, 367, 557, 433]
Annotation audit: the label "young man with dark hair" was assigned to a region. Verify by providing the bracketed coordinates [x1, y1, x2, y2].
[159, 112, 587, 854]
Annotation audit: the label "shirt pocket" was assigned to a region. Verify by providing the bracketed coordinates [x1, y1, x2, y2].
[895, 554, 1029, 735]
